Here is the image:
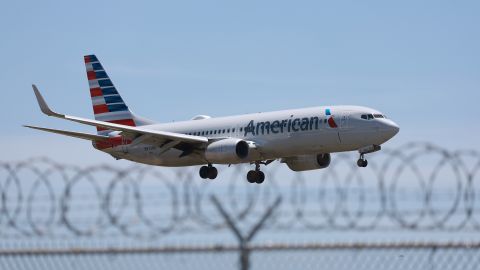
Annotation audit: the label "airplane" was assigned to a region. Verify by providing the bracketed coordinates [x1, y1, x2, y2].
[26, 55, 400, 184]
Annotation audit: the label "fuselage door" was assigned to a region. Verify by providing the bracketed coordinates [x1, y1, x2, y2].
[339, 112, 350, 130]
[337, 111, 355, 146]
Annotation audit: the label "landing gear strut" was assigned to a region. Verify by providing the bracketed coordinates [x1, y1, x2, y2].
[356, 145, 381, 168]
[247, 162, 265, 184]
[199, 164, 218, 180]
[357, 154, 368, 168]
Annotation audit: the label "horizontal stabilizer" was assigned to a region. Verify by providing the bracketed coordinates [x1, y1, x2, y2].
[24, 125, 110, 141]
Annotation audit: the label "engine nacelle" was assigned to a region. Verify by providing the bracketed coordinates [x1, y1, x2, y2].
[282, 153, 331, 172]
[205, 138, 249, 164]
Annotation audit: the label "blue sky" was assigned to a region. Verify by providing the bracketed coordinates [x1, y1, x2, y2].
[1, 0, 479, 164]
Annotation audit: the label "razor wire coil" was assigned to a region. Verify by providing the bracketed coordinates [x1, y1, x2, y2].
[1, 142, 480, 239]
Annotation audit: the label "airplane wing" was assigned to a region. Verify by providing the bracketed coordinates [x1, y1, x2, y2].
[29, 85, 209, 149]
[24, 125, 110, 141]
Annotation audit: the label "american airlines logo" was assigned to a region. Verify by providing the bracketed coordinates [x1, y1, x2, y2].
[244, 114, 337, 137]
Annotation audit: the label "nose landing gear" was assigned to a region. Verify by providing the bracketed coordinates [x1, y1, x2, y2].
[357, 154, 368, 168]
[356, 145, 381, 168]
[199, 164, 218, 180]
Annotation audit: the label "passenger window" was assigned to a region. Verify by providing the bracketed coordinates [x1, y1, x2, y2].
[223, 129, 226, 133]
[227, 129, 230, 133]
[240, 127, 243, 132]
[232, 128, 235, 132]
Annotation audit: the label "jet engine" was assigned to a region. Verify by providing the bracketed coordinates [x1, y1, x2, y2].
[282, 153, 331, 172]
[205, 138, 249, 164]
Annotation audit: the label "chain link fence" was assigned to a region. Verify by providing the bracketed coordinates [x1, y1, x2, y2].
[1, 243, 479, 270]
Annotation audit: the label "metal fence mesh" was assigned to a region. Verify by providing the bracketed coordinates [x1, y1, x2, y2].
[2, 245, 480, 270]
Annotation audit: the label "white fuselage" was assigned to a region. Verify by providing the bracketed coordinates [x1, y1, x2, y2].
[100, 105, 399, 167]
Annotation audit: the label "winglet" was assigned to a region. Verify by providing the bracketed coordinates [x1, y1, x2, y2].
[32, 84, 64, 117]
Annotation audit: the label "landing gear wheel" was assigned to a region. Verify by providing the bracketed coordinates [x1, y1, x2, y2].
[255, 171, 265, 184]
[247, 170, 265, 184]
[207, 167, 218, 179]
[356, 153, 368, 168]
[200, 165, 218, 180]
[247, 170, 257, 183]
[199, 166, 209, 179]
[246, 161, 269, 184]
[357, 159, 368, 167]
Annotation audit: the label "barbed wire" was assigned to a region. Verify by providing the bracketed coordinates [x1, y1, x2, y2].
[1, 142, 480, 239]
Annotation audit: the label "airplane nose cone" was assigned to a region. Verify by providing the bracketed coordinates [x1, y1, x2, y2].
[385, 120, 400, 138]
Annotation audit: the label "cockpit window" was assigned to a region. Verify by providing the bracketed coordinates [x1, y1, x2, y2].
[362, 114, 381, 120]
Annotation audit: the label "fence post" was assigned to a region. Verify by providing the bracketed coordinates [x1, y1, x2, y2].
[210, 195, 282, 270]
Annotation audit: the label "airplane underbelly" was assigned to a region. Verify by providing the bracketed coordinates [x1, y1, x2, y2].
[111, 145, 205, 167]
[261, 130, 340, 157]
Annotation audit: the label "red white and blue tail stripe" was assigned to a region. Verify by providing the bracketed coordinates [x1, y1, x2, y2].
[84, 55, 137, 135]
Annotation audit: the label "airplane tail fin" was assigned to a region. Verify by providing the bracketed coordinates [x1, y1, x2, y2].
[84, 54, 153, 135]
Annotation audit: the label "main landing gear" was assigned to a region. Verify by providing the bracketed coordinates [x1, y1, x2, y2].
[247, 170, 265, 184]
[199, 164, 218, 180]
[200, 160, 273, 183]
[246, 161, 272, 184]
[357, 154, 368, 167]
